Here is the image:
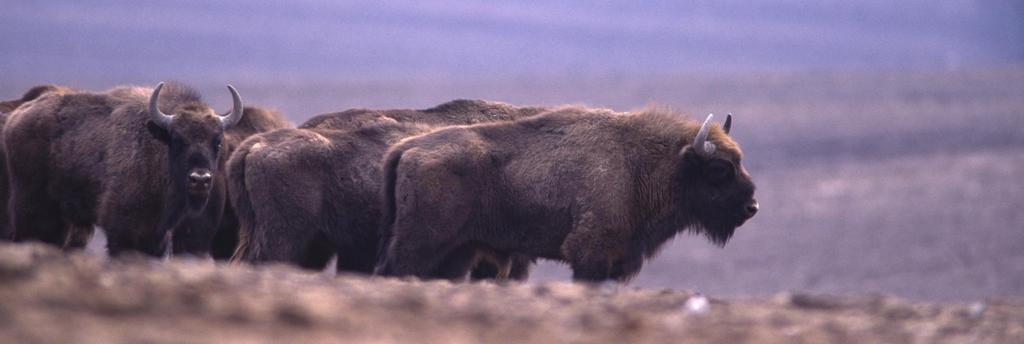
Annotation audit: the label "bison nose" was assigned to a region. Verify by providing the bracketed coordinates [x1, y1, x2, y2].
[744, 199, 759, 218]
[188, 170, 213, 188]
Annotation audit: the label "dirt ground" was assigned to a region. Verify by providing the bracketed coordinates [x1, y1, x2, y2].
[2, 243, 1021, 343]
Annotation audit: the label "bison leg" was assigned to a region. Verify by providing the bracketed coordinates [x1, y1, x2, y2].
[237, 230, 327, 269]
[463, 247, 517, 281]
[569, 261, 613, 282]
[9, 188, 70, 247]
[172, 216, 216, 257]
[298, 231, 336, 270]
[378, 204, 467, 278]
[562, 213, 637, 282]
[7, 144, 72, 246]
[471, 254, 534, 281]
[433, 245, 534, 282]
[334, 239, 378, 274]
[567, 252, 643, 282]
[507, 255, 535, 280]
[8, 174, 91, 249]
[380, 238, 459, 278]
[106, 224, 169, 258]
[233, 207, 335, 271]
[378, 156, 473, 279]
[208, 204, 239, 260]
[378, 210, 463, 278]
[469, 262, 501, 280]
[431, 243, 484, 281]
[101, 197, 172, 257]
[64, 225, 95, 249]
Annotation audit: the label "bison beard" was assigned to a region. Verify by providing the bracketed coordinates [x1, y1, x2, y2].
[4, 82, 244, 256]
[376, 108, 758, 282]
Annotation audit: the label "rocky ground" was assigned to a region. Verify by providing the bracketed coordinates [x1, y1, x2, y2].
[1, 243, 1021, 343]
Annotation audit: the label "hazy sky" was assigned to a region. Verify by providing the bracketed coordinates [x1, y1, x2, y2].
[2, 0, 1021, 85]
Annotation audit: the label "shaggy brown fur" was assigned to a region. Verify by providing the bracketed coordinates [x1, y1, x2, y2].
[1, 112, 8, 241]
[376, 107, 758, 282]
[229, 100, 545, 277]
[4, 83, 247, 256]
[0, 85, 75, 241]
[172, 106, 292, 258]
[0, 85, 73, 114]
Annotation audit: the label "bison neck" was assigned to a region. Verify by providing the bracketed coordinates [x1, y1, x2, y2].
[628, 153, 694, 259]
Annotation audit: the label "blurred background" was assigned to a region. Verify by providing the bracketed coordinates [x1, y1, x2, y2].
[2, 0, 1022, 301]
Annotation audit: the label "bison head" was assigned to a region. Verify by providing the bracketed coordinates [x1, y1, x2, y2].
[146, 82, 243, 212]
[680, 113, 758, 245]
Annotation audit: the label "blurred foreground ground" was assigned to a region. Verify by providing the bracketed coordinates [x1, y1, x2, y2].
[2, 243, 1022, 343]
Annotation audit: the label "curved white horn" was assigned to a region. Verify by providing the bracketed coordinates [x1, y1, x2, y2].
[219, 85, 244, 129]
[693, 113, 716, 156]
[148, 82, 174, 128]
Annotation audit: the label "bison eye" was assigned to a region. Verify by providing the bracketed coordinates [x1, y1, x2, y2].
[706, 160, 735, 183]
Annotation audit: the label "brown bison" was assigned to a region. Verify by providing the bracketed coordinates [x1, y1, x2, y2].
[0, 85, 75, 241]
[229, 100, 544, 277]
[376, 108, 759, 282]
[173, 106, 292, 259]
[4, 82, 246, 256]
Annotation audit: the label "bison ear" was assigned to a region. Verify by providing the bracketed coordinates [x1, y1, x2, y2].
[680, 144, 702, 164]
[146, 120, 170, 144]
[677, 146, 705, 177]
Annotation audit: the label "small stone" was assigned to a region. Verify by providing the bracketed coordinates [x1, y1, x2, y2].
[684, 295, 710, 315]
[966, 302, 986, 318]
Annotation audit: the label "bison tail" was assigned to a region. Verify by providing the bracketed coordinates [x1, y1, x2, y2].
[375, 145, 407, 269]
[227, 139, 259, 263]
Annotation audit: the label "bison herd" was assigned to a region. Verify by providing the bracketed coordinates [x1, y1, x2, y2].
[0, 82, 758, 283]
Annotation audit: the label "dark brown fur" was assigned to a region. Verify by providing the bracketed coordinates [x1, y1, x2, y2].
[3, 83, 244, 256]
[0, 85, 75, 241]
[0, 112, 9, 241]
[0, 85, 72, 114]
[377, 107, 758, 282]
[172, 106, 292, 258]
[229, 100, 544, 277]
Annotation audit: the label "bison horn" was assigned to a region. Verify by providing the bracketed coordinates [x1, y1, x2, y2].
[723, 113, 732, 134]
[693, 113, 716, 156]
[148, 82, 175, 128]
[219, 85, 244, 129]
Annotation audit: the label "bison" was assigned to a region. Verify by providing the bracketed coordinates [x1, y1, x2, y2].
[229, 100, 545, 277]
[173, 105, 292, 259]
[0, 85, 75, 241]
[376, 108, 759, 282]
[4, 82, 246, 256]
